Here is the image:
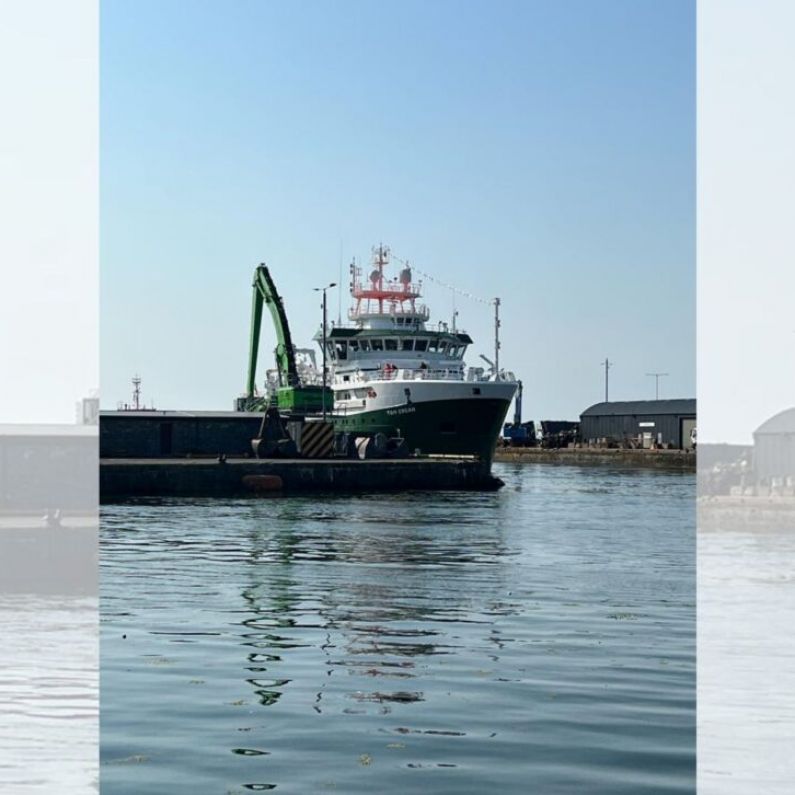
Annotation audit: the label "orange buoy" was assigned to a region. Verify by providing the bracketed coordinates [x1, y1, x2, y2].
[242, 474, 284, 493]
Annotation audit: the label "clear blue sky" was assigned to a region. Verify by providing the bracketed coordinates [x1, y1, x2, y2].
[101, 0, 694, 420]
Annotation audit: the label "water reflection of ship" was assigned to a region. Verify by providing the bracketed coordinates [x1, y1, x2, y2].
[236, 500, 515, 712]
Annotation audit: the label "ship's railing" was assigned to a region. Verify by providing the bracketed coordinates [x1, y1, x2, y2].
[352, 280, 425, 297]
[343, 366, 514, 384]
[348, 367, 466, 383]
[348, 303, 431, 322]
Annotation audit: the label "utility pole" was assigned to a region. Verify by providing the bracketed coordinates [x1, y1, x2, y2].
[494, 298, 501, 381]
[646, 372, 669, 400]
[602, 358, 612, 402]
[314, 282, 337, 421]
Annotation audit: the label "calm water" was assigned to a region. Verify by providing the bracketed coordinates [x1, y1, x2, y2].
[698, 506, 795, 793]
[101, 463, 695, 794]
[0, 596, 97, 793]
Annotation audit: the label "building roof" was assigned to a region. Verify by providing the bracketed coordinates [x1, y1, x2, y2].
[0, 424, 97, 438]
[754, 407, 795, 435]
[581, 399, 696, 418]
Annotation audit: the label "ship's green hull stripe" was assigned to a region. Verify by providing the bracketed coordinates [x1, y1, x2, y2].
[333, 397, 511, 460]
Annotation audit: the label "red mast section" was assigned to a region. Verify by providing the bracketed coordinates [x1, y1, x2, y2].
[350, 244, 424, 319]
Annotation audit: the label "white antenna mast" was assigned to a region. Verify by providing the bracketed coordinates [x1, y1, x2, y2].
[494, 297, 501, 381]
[452, 290, 457, 332]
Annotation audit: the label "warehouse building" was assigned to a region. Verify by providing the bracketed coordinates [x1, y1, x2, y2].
[753, 407, 795, 482]
[0, 424, 97, 511]
[580, 399, 697, 449]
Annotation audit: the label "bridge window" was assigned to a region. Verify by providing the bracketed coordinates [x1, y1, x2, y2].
[334, 341, 348, 360]
[415, 339, 428, 352]
[359, 340, 370, 351]
[371, 339, 384, 351]
[401, 339, 414, 351]
[385, 338, 398, 351]
[349, 340, 359, 352]
[428, 339, 439, 352]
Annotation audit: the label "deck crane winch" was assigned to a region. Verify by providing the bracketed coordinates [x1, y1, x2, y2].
[243, 263, 331, 414]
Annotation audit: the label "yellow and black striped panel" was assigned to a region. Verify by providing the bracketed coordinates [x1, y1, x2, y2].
[300, 421, 334, 458]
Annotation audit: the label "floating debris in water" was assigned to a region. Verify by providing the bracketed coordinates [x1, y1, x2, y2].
[352, 691, 423, 703]
[104, 754, 148, 765]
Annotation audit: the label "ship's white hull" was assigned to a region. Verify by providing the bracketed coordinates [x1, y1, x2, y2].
[332, 376, 518, 459]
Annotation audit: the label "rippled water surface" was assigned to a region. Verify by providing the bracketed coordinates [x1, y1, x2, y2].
[699, 504, 795, 793]
[0, 596, 97, 793]
[101, 463, 695, 794]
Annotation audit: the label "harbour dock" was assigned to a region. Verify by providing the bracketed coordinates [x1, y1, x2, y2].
[100, 456, 501, 498]
[99, 409, 504, 498]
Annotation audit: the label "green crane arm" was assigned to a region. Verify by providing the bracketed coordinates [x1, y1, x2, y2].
[246, 264, 298, 396]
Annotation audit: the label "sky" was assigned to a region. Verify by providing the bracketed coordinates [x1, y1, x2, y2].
[0, 1, 97, 424]
[698, 0, 795, 444]
[101, 0, 695, 421]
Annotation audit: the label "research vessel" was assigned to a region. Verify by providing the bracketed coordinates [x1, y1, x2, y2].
[319, 245, 518, 460]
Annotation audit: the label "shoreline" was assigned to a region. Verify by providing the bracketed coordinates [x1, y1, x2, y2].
[493, 446, 696, 471]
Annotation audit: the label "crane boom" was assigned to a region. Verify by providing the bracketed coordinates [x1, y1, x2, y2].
[242, 263, 331, 415]
[247, 264, 298, 397]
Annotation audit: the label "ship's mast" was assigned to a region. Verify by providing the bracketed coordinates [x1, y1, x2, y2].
[493, 298, 501, 381]
[374, 243, 387, 314]
[349, 244, 423, 322]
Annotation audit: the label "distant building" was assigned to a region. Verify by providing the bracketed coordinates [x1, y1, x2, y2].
[76, 395, 100, 425]
[753, 407, 795, 482]
[0, 424, 97, 511]
[580, 399, 696, 449]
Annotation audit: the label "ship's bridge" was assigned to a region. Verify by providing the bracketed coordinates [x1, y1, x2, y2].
[317, 326, 473, 366]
